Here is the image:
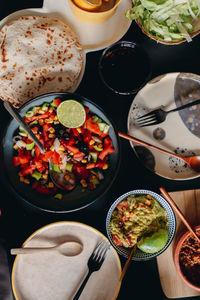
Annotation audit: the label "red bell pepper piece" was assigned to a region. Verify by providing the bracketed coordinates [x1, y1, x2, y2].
[52, 151, 60, 165]
[73, 152, 85, 159]
[54, 98, 62, 107]
[66, 145, 79, 154]
[85, 120, 101, 136]
[24, 111, 51, 122]
[99, 146, 115, 160]
[86, 163, 96, 169]
[18, 155, 30, 165]
[35, 145, 41, 158]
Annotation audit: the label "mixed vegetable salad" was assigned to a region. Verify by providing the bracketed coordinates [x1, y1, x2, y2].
[126, 0, 200, 42]
[12, 98, 115, 196]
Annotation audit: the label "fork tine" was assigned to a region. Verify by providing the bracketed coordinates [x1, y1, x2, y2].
[136, 111, 155, 120]
[137, 116, 156, 124]
[94, 241, 110, 262]
[137, 119, 159, 127]
[97, 244, 110, 263]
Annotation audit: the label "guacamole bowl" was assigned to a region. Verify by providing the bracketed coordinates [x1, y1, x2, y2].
[106, 189, 176, 261]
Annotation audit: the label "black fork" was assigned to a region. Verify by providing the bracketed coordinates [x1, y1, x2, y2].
[72, 240, 110, 300]
[136, 98, 200, 127]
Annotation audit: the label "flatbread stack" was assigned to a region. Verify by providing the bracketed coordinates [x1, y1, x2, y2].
[0, 16, 83, 107]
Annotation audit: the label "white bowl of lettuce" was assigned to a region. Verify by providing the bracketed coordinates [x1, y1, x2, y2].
[126, 0, 200, 44]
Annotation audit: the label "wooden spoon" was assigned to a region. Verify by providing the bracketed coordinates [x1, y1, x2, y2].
[120, 245, 136, 281]
[11, 241, 83, 257]
[159, 187, 200, 243]
[118, 131, 200, 173]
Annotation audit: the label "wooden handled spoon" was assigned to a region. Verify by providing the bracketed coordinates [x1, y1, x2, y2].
[159, 187, 200, 243]
[118, 132, 200, 173]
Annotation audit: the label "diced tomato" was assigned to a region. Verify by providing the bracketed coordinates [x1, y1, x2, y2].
[38, 166, 46, 173]
[117, 201, 129, 211]
[18, 156, 30, 165]
[104, 137, 113, 147]
[54, 98, 62, 107]
[99, 146, 115, 160]
[86, 163, 96, 169]
[21, 165, 36, 176]
[43, 124, 51, 142]
[35, 185, 52, 194]
[85, 120, 101, 136]
[72, 128, 80, 137]
[42, 150, 53, 162]
[52, 151, 60, 165]
[112, 234, 123, 246]
[34, 160, 43, 169]
[13, 156, 20, 166]
[73, 164, 88, 179]
[83, 131, 92, 144]
[66, 145, 79, 154]
[31, 127, 39, 134]
[95, 158, 106, 168]
[35, 145, 41, 158]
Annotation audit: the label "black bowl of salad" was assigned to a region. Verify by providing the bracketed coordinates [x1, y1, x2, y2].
[0, 92, 120, 213]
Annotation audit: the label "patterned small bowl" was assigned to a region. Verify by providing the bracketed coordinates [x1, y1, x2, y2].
[106, 189, 176, 261]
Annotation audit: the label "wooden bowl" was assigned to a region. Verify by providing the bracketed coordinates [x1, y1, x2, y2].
[135, 19, 200, 45]
[174, 225, 200, 291]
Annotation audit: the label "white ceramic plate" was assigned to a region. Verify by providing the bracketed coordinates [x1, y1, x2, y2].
[12, 222, 121, 300]
[0, 0, 132, 95]
[128, 72, 200, 180]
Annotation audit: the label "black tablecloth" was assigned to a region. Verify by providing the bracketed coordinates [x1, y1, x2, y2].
[1, 1, 200, 299]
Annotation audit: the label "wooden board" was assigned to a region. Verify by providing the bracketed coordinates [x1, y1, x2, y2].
[157, 189, 200, 299]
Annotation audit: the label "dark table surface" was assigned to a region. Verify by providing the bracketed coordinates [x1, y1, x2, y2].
[1, 1, 200, 300]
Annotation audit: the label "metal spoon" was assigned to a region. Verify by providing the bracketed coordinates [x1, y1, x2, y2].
[10, 241, 83, 256]
[4, 101, 76, 191]
[118, 131, 200, 173]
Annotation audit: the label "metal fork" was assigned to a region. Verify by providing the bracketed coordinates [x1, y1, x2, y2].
[136, 98, 200, 127]
[72, 240, 110, 300]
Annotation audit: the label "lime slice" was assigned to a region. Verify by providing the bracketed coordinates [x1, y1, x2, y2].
[57, 100, 86, 128]
[137, 229, 168, 254]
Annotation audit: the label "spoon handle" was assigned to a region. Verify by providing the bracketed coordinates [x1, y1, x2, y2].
[120, 245, 136, 281]
[4, 101, 45, 153]
[10, 247, 54, 255]
[118, 132, 180, 158]
[159, 187, 200, 243]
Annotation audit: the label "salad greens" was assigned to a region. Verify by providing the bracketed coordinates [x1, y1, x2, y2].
[126, 0, 200, 42]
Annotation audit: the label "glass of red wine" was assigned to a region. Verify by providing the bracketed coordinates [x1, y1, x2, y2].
[98, 41, 151, 95]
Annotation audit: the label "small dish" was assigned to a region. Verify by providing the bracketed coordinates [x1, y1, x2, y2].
[174, 225, 200, 292]
[68, 0, 122, 23]
[98, 41, 151, 95]
[12, 221, 122, 300]
[106, 189, 176, 261]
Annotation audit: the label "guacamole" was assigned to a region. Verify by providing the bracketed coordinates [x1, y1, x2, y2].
[110, 194, 168, 248]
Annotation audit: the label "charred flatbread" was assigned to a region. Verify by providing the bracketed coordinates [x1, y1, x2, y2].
[0, 16, 83, 107]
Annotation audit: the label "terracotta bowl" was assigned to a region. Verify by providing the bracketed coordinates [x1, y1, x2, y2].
[135, 19, 200, 45]
[174, 225, 200, 291]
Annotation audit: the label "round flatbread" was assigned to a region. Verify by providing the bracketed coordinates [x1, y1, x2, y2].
[0, 16, 83, 107]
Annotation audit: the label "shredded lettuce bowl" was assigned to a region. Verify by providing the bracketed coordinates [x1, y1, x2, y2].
[126, 0, 200, 43]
